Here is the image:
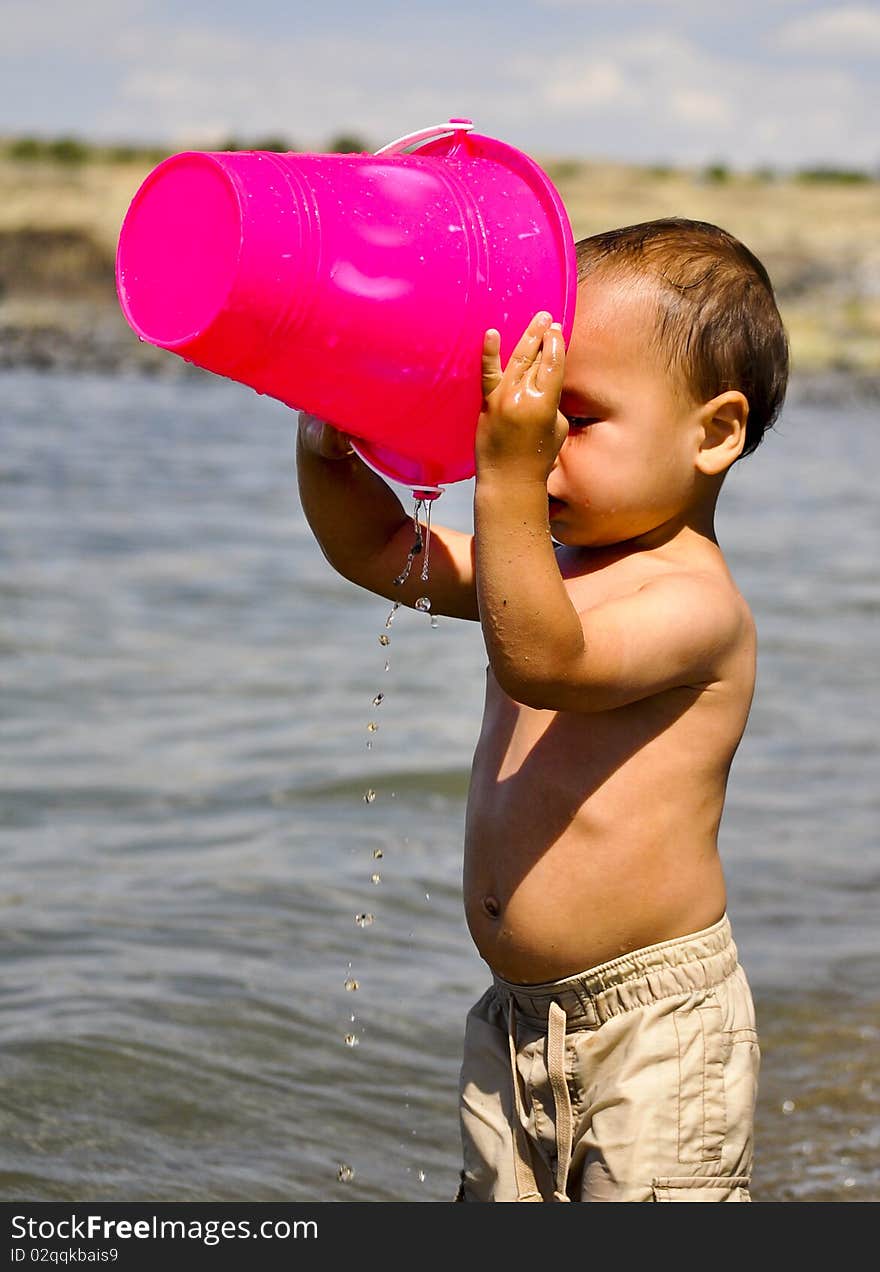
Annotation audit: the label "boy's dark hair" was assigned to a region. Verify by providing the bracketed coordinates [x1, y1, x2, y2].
[575, 218, 789, 459]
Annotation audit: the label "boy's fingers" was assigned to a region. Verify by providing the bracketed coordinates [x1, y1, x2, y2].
[534, 324, 565, 394]
[481, 328, 503, 397]
[507, 311, 553, 383]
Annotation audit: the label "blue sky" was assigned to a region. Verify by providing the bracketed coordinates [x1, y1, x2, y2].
[2, 0, 878, 169]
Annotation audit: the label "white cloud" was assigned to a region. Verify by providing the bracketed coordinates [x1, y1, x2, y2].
[540, 62, 634, 110]
[112, 25, 489, 147]
[498, 26, 875, 167]
[668, 88, 732, 128]
[1, 0, 147, 56]
[777, 4, 880, 54]
[535, 0, 802, 9]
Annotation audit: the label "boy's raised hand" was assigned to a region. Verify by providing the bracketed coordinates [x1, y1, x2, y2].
[476, 311, 569, 484]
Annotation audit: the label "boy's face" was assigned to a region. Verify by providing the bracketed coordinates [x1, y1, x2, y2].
[548, 275, 704, 548]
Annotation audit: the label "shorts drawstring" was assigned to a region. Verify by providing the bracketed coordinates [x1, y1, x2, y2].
[506, 996, 542, 1201]
[506, 996, 573, 1202]
[547, 1001, 573, 1201]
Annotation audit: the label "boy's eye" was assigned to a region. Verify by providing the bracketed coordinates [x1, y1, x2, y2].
[566, 416, 599, 430]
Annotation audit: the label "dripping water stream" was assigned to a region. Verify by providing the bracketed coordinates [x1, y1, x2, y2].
[337, 493, 440, 1188]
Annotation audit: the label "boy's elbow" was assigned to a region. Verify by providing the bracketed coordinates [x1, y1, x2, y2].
[493, 657, 618, 713]
[492, 660, 569, 712]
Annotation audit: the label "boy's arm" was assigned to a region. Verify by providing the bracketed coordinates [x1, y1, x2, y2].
[474, 316, 743, 712]
[296, 414, 479, 620]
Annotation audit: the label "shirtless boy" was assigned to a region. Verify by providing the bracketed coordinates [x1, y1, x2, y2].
[296, 217, 789, 1202]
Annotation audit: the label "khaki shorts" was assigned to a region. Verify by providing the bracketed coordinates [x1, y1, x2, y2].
[456, 913, 759, 1202]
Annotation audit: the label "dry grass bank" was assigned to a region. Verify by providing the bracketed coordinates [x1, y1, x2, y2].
[1, 153, 878, 373]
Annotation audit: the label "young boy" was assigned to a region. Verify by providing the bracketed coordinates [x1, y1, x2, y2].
[296, 217, 789, 1202]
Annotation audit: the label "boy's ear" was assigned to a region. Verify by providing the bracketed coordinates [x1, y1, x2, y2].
[695, 391, 748, 476]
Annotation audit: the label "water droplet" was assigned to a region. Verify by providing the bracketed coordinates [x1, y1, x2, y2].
[843, 1177, 856, 1188]
[430, 615, 439, 629]
[379, 633, 390, 646]
[367, 721, 378, 733]
[355, 913, 374, 927]
[371, 872, 381, 885]
[372, 847, 383, 860]
[372, 692, 385, 706]
[425, 892, 430, 901]
[385, 604, 399, 627]
[384, 659, 391, 672]
[393, 501, 426, 586]
[344, 978, 359, 992]
[782, 1099, 795, 1114]
[418, 1169, 426, 1183]
[415, 596, 431, 612]
[344, 1033, 360, 1047]
[364, 789, 377, 803]
[337, 1163, 354, 1183]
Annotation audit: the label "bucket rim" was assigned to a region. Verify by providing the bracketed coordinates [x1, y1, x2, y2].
[115, 150, 245, 351]
[412, 128, 579, 344]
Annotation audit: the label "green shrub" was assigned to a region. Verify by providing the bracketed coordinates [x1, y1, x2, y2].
[250, 135, 294, 152]
[327, 132, 370, 154]
[218, 134, 295, 153]
[8, 136, 45, 160]
[46, 136, 89, 164]
[796, 166, 873, 185]
[106, 144, 139, 163]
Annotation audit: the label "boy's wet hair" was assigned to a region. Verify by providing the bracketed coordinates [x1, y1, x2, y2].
[575, 218, 789, 459]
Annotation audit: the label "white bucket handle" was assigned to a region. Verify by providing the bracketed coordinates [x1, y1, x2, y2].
[374, 118, 475, 156]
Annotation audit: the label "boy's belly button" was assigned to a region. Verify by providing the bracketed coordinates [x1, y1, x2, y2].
[482, 895, 501, 918]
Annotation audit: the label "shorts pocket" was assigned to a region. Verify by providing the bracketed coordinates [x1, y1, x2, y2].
[652, 1175, 751, 1202]
[673, 996, 725, 1162]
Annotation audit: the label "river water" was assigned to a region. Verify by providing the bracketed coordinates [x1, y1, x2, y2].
[1, 368, 876, 1202]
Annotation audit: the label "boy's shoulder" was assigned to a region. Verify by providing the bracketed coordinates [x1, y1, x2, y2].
[558, 537, 755, 664]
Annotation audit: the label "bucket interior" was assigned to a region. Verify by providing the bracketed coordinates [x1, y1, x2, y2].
[116, 154, 242, 348]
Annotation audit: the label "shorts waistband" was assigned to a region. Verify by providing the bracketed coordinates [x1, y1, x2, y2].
[492, 912, 737, 1031]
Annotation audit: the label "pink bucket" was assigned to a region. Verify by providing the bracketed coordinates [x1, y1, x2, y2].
[115, 119, 577, 493]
